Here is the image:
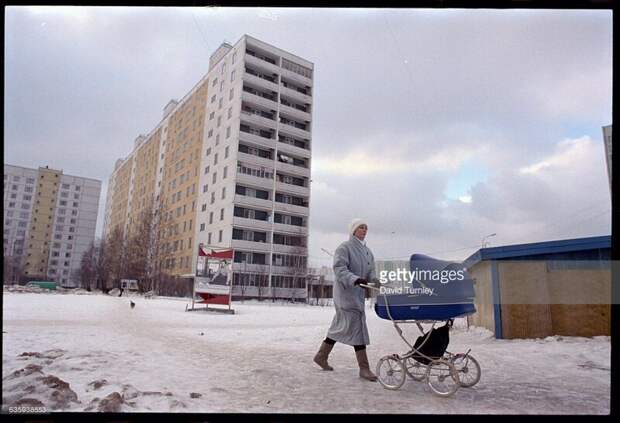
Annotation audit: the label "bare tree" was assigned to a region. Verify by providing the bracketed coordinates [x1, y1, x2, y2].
[78, 241, 97, 290]
[125, 206, 154, 292]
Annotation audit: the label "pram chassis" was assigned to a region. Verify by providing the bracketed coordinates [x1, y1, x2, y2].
[362, 284, 481, 397]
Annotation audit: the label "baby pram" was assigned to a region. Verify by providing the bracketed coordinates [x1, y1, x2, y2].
[362, 254, 481, 397]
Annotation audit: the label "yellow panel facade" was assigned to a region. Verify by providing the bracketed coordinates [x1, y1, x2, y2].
[159, 80, 209, 276]
[107, 156, 133, 238]
[126, 130, 162, 239]
[23, 167, 61, 278]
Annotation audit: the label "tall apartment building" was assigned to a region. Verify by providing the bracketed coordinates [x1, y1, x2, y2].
[103, 35, 313, 301]
[3, 164, 101, 287]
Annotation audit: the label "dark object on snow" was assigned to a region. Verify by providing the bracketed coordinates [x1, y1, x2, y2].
[130, 301, 135, 309]
[119, 287, 124, 297]
[410, 319, 453, 365]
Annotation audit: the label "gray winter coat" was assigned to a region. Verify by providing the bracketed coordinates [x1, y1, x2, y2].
[326, 235, 377, 346]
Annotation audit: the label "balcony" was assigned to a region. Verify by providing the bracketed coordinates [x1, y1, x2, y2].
[275, 181, 309, 197]
[232, 216, 272, 231]
[276, 160, 310, 178]
[280, 65, 313, 87]
[277, 140, 311, 159]
[235, 172, 274, 190]
[279, 102, 311, 122]
[243, 71, 280, 93]
[231, 239, 271, 253]
[242, 90, 278, 110]
[245, 53, 281, 77]
[231, 262, 270, 274]
[239, 130, 276, 151]
[271, 265, 309, 276]
[273, 201, 309, 216]
[234, 194, 273, 210]
[241, 110, 277, 130]
[273, 222, 308, 235]
[280, 83, 312, 104]
[272, 243, 308, 254]
[278, 120, 311, 139]
[237, 151, 274, 169]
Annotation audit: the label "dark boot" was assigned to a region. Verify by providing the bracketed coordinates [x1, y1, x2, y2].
[313, 342, 334, 371]
[355, 349, 378, 381]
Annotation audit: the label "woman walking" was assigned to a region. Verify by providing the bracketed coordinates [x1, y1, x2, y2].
[313, 218, 378, 381]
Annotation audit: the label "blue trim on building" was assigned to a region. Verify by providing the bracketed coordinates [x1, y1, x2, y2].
[463, 235, 611, 269]
[491, 261, 503, 339]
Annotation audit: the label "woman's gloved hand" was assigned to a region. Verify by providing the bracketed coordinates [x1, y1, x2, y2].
[354, 278, 368, 286]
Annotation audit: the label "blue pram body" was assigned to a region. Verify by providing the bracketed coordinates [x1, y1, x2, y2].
[374, 254, 476, 321]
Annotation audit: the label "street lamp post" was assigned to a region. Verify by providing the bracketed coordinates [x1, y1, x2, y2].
[481, 233, 497, 248]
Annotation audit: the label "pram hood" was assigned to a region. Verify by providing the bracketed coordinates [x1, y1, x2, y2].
[406, 253, 475, 301]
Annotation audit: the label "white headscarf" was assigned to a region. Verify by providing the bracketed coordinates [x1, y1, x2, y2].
[349, 218, 368, 236]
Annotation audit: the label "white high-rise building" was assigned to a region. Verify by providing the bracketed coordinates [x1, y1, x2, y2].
[196, 35, 313, 301]
[103, 35, 313, 301]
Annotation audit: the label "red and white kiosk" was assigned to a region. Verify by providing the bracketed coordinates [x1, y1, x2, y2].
[186, 244, 235, 314]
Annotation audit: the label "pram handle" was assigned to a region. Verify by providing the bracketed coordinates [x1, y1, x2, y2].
[360, 283, 380, 291]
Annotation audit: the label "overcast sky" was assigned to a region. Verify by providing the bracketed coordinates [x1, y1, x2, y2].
[4, 7, 612, 267]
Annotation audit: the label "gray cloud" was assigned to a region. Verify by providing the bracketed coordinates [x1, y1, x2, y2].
[4, 7, 612, 266]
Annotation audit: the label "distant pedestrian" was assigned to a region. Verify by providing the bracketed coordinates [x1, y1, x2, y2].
[119, 287, 124, 297]
[130, 300, 135, 309]
[313, 218, 378, 381]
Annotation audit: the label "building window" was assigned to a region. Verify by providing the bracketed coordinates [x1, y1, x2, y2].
[206, 148, 211, 156]
[212, 172, 217, 184]
[209, 212, 213, 224]
[217, 116, 221, 127]
[209, 112, 215, 120]
[201, 204, 207, 212]
[232, 51, 237, 64]
[220, 207, 224, 220]
[220, 80, 224, 92]
[223, 166, 228, 179]
[208, 129, 213, 138]
[227, 107, 232, 119]
[75, 186, 80, 191]
[200, 223, 205, 231]
[218, 230, 223, 242]
[214, 153, 218, 165]
[229, 88, 234, 100]
[218, 98, 223, 110]
[226, 127, 231, 138]
[211, 94, 216, 103]
[62, 183, 70, 189]
[231, 70, 235, 82]
[212, 77, 218, 87]
[210, 192, 215, 205]
[208, 232, 212, 244]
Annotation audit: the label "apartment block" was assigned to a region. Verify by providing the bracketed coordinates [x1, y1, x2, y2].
[3, 164, 101, 287]
[103, 35, 313, 301]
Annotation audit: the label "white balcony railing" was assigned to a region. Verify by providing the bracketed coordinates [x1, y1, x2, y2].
[273, 222, 308, 235]
[231, 239, 271, 252]
[280, 66, 313, 87]
[237, 151, 275, 169]
[232, 216, 272, 231]
[272, 243, 308, 254]
[234, 194, 273, 210]
[275, 181, 309, 197]
[279, 102, 311, 122]
[245, 54, 281, 77]
[241, 111, 278, 130]
[273, 201, 309, 216]
[235, 172, 274, 191]
[275, 160, 310, 178]
[278, 121, 311, 139]
[280, 84, 312, 104]
[238, 130, 276, 151]
[242, 91, 278, 110]
[243, 72, 280, 93]
[277, 141, 311, 159]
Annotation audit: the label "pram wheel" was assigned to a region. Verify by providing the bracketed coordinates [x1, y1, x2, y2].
[426, 360, 460, 397]
[376, 355, 406, 390]
[403, 357, 427, 381]
[451, 353, 481, 388]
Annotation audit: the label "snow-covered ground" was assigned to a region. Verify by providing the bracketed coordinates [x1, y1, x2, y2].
[2, 290, 610, 414]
